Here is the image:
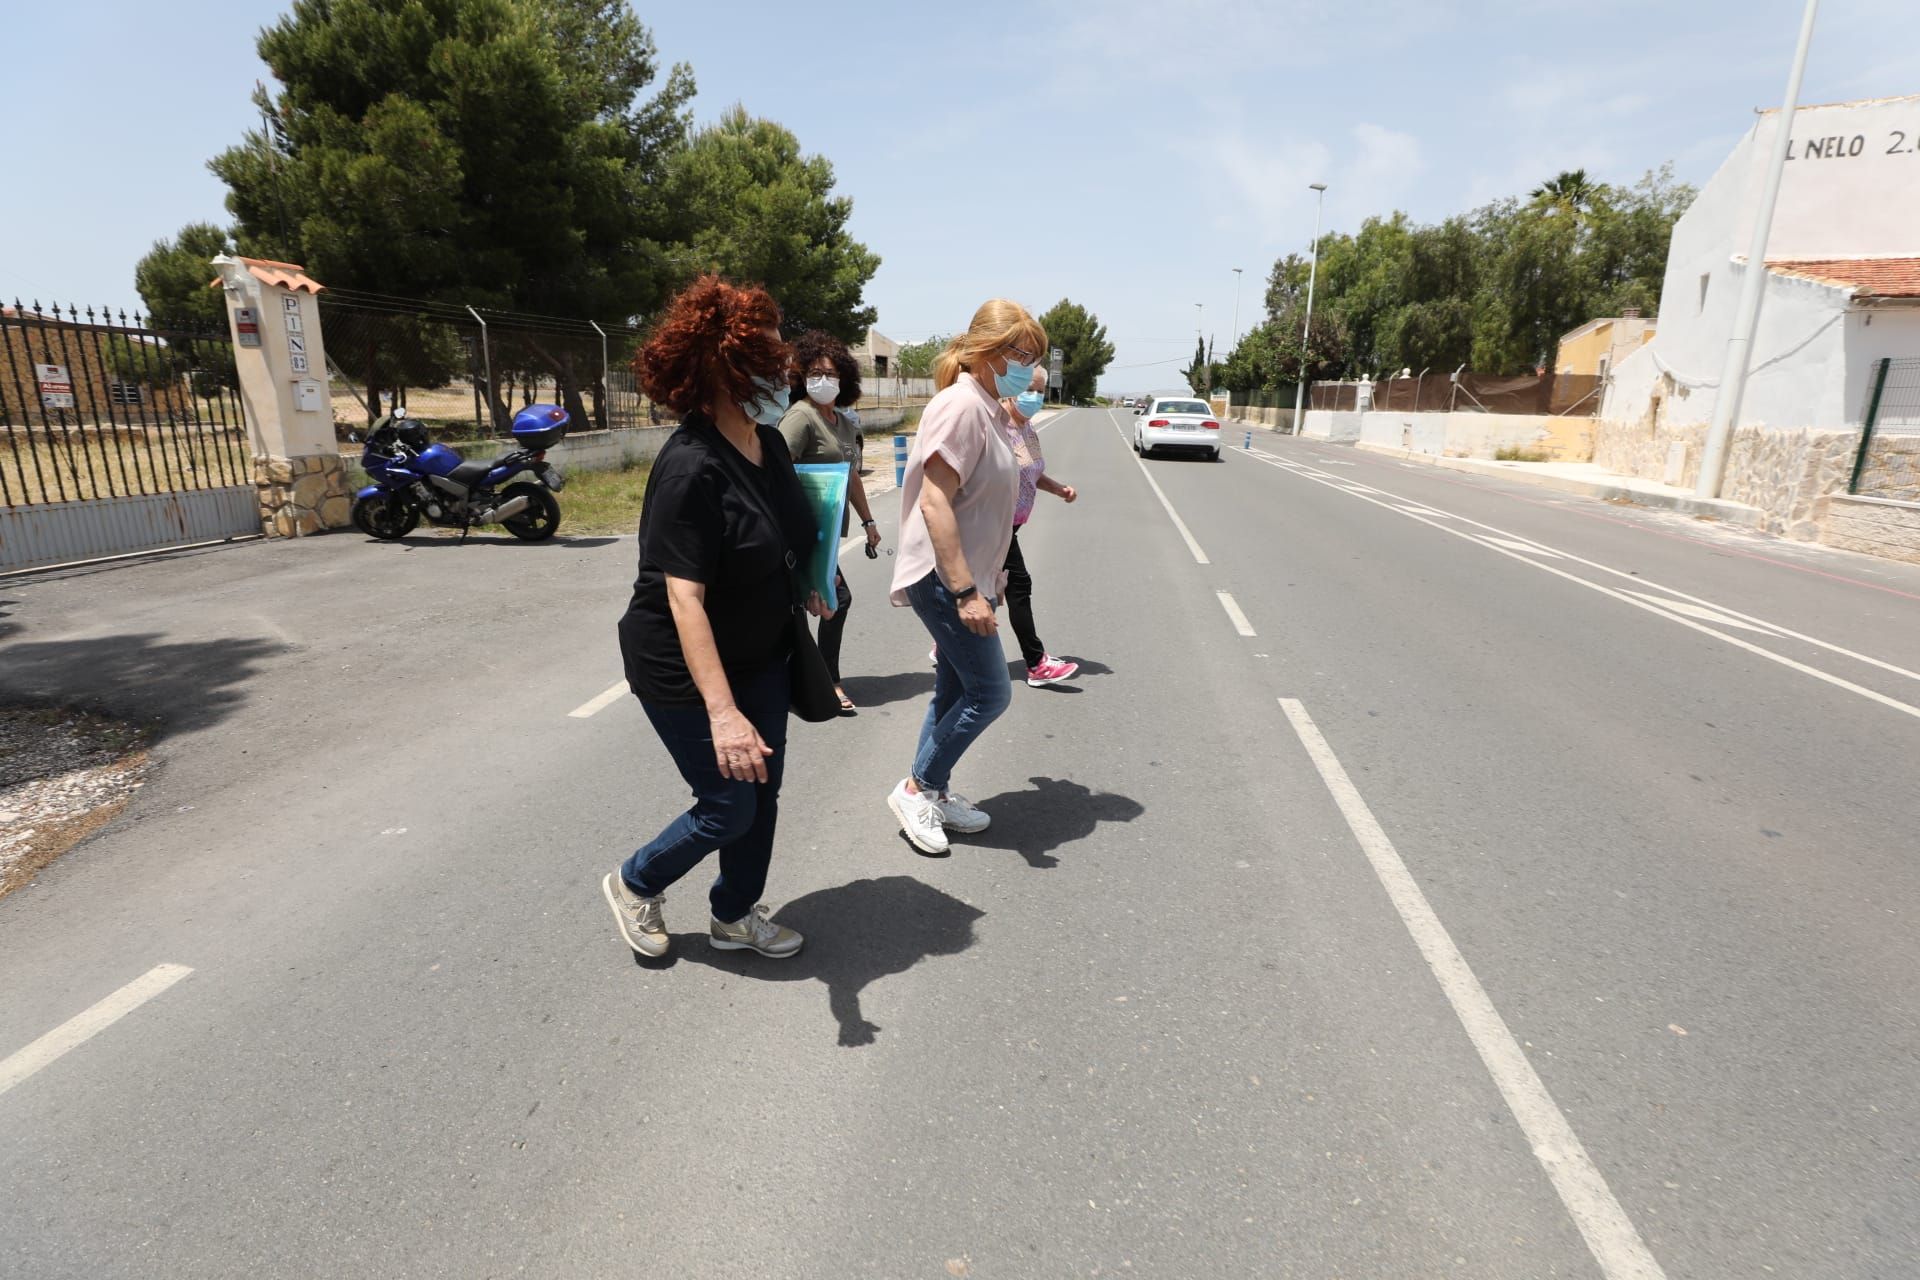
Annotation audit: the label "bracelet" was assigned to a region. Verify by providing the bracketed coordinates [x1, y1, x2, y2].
[861, 519, 876, 527]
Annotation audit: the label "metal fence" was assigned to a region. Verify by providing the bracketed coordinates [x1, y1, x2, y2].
[1848, 357, 1920, 504]
[318, 291, 655, 439]
[0, 302, 249, 506]
[1308, 372, 1605, 416]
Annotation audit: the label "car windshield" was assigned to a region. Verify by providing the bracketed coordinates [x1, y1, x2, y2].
[1155, 400, 1208, 415]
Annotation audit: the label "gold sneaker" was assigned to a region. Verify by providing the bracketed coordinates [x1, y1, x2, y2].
[603, 872, 668, 958]
[709, 904, 803, 958]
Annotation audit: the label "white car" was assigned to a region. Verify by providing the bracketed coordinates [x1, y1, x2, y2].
[1132, 394, 1222, 460]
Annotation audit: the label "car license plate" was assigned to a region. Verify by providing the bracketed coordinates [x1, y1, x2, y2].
[542, 466, 565, 491]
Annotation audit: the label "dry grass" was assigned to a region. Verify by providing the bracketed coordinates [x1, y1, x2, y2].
[2, 429, 250, 504]
[560, 461, 652, 535]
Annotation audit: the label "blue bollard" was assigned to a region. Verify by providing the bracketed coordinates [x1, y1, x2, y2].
[893, 433, 908, 488]
[1244, 430, 1252, 450]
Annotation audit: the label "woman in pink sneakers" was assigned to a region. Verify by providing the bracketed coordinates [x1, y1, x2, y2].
[1000, 366, 1080, 688]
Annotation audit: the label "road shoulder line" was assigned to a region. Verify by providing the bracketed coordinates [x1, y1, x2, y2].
[1277, 699, 1667, 1280]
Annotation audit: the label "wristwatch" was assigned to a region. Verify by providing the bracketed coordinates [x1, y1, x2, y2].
[861, 519, 876, 528]
[952, 583, 979, 603]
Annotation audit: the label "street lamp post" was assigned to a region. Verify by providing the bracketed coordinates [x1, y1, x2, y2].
[1696, 0, 1820, 499]
[1232, 267, 1243, 349]
[1290, 182, 1328, 435]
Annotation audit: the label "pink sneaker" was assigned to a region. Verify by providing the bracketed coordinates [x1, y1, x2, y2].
[1026, 656, 1080, 687]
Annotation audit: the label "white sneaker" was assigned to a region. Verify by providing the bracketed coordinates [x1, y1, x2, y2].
[933, 789, 990, 834]
[929, 645, 939, 667]
[888, 778, 950, 855]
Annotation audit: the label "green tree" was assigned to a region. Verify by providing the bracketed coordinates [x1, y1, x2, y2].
[895, 335, 947, 379]
[206, 0, 695, 424]
[1035, 299, 1115, 402]
[134, 223, 236, 330]
[1258, 167, 1693, 378]
[659, 106, 879, 342]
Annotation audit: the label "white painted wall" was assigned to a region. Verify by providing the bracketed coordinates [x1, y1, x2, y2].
[1604, 94, 1920, 433]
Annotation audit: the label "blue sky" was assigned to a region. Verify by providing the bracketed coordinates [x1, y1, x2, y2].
[5, 1, 1916, 393]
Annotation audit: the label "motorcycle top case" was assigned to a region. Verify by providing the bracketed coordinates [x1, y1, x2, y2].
[511, 404, 570, 452]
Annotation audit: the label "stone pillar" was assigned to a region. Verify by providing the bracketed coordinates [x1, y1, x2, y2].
[210, 256, 352, 537]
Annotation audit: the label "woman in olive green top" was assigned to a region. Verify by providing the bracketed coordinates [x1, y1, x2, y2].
[779, 330, 882, 713]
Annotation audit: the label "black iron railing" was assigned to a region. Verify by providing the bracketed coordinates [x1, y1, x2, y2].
[0, 302, 249, 506]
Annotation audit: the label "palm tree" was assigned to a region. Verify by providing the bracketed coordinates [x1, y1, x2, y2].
[1530, 169, 1598, 217]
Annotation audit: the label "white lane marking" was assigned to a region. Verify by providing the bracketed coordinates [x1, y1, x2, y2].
[1215, 590, 1256, 636]
[568, 681, 629, 719]
[1245, 446, 1920, 686]
[1277, 700, 1667, 1280]
[1482, 535, 1563, 559]
[0, 964, 195, 1099]
[1114, 418, 1209, 564]
[1619, 591, 1782, 635]
[1238, 448, 1920, 720]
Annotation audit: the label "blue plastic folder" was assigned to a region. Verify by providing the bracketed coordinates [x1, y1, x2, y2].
[791, 462, 852, 602]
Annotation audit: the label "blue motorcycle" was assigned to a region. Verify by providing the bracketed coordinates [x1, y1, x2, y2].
[352, 404, 570, 541]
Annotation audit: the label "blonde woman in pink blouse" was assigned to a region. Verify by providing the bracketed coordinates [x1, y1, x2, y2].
[885, 299, 1048, 857]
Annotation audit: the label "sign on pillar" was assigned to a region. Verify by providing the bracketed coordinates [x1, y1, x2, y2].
[211, 254, 351, 538]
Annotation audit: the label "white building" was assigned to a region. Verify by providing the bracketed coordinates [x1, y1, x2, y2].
[1600, 94, 1920, 540]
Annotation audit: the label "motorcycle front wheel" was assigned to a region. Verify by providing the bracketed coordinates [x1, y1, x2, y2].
[500, 482, 561, 541]
[352, 493, 420, 541]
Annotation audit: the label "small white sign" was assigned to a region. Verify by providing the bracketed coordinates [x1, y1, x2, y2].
[289, 352, 310, 374]
[234, 307, 262, 347]
[35, 363, 75, 409]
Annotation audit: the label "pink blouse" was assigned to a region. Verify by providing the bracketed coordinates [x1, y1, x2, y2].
[890, 373, 1018, 605]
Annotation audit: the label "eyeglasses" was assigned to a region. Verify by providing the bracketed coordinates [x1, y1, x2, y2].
[1005, 343, 1040, 365]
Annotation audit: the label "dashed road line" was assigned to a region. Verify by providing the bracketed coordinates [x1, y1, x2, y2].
[1278, 699, 1668, 1280]
[1, 964, 195, 1100]
[568, 681, 629, 719]
[1215, 590, 1256, 636]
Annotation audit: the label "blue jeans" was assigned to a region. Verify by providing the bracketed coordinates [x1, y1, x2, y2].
[621, 660, 789, 924]
[906, 572, 1012, 794]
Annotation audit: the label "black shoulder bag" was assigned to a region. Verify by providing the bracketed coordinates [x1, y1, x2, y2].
[708, 429, 842, 724]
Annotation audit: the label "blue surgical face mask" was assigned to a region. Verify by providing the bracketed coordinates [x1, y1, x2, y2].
[1014, 390, 1046, 418]
[742, 375, 789, 425]
[994, 358, 1036, 398]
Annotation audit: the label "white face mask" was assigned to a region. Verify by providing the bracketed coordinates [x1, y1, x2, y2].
[806, 375, 840, 405]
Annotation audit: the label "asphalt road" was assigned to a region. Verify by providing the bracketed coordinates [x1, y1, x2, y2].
[2, 408, 1917, 1278]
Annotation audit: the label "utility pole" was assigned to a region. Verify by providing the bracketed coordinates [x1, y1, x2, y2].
[1697, 0, 1819, 499]
[1290, 182, 1328, 435]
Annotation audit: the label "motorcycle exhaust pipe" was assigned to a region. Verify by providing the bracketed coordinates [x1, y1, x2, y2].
[476, 495, 531, 524]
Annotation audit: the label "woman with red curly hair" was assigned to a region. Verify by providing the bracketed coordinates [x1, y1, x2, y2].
[602, 276, 827, 963]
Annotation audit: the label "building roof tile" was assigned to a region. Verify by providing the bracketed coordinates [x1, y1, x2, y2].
[205, 257, 325, 294]
[1767, 257, 1920, 299]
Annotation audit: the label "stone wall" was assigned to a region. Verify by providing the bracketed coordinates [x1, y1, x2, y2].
[1817, 495, 1920, 565]
[1593, 416, 1861, 539]
[256, 453, 351, 536]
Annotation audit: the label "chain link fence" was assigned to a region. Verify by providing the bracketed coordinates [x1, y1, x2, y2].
[1307, 372, 1605, 415]
[1848, 357, 1920, 504]
[318, 291, 657, 442]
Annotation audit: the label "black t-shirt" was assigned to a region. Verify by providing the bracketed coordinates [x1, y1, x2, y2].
[619, 415, 818, 706]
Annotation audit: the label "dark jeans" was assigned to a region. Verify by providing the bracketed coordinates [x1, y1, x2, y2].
[1003, 527, 1046, 670]
[621, 660, 789, 924]
[905, 572, 1012, 794]
[815, 569, 853, 684]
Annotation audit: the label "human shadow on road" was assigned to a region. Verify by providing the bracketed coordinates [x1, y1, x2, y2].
[0, 599, 20, 643]
[836, 669, 935, 709]
[387, 534, 622, 549]
[658, 875, 984, 1047]
[953, 775, 1144, 869]
[0, 631, 282, 740]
